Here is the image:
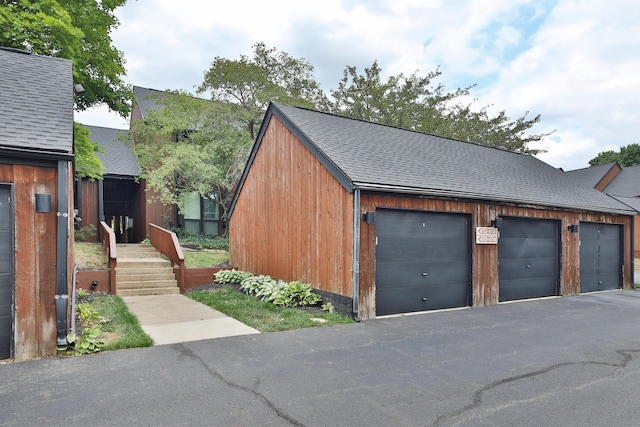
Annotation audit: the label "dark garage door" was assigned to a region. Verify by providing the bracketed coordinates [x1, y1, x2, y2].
[579, 222, 622, 293]
[498, 217, 560, 302]
[375, 209, 470, 316]
[0, 185, 13, 359]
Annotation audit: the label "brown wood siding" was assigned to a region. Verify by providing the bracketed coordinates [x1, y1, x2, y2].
[141, 179, 175, 238]
[230, 116, 354, 295]
[0, 163, 61, 360]
[79, 180, 99, 241]
[359, 192, 633, 319]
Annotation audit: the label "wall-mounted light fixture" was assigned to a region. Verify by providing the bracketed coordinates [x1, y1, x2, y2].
[35, 193, 51, 213]
[362, 211, 375, 224]
[568, 224, 579, 233]
[91, 281, 98, 290]
[491, 218, 503, 230]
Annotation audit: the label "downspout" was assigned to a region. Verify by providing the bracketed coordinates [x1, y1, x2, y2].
[630, 216, 635, 287]
[55, 160, 70, 346]
[352, 188, 361, 321]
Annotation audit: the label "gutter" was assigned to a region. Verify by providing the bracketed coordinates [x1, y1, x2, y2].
[351, 188, 360, 321]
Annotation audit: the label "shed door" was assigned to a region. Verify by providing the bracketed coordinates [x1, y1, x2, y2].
[579, 222, 622, 293]
[375, 209, 470, 316]
[498, 217, 560, 302]
[0, 185, 13, 359]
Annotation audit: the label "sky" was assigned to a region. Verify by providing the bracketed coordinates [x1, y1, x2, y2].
[75, 0, 640, 171]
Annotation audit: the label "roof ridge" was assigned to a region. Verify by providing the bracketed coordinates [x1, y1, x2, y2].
[272, 101, 532, 159]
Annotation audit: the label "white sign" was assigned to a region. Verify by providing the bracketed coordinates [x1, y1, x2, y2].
[476, 227, 499, 244]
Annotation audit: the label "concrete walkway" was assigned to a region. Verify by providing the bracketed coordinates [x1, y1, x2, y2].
[122, 294, 260, 345]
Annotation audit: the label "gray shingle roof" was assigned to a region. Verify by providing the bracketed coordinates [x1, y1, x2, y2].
[565, 162, 618, 188]
[133, 86, 171, 119]
[601, 165, 640, 197]
[81, 124, 139, 177]
[611, 195, 640, 212]
[259, 103, 632, 215]
[0, 47, 73, 153]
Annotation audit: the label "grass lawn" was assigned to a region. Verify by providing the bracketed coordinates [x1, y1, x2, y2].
[188, 287, 353, 332]
[90, 295, 154, 350]
[183, 250, 229, 267]
[75, 242, 107, 269]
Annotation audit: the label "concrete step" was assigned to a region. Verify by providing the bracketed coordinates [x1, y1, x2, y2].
[117, 268, 174, 276]
[117, 287, 181, 296]
[117, 279, 179, 290]
[117, 273, 176, 283]
[117, 258, 172, 269]
[116, 244, 162, 257]
[114, 244, 180, 296]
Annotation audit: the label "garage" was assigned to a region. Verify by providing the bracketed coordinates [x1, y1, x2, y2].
[0, 185, 13, 359]
[579, 222, 622, 293]
[375, 209, 471, 316]
[498, 217, 560, 302]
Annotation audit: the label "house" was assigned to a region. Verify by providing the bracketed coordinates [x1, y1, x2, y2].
[131, 86, 224, 236]
[567, 162, 640, 256]
[0, 47, 74, 360]
[229, 102, 635, 320]
[75, 85, 225, 243]
[75, 124, 165, 243]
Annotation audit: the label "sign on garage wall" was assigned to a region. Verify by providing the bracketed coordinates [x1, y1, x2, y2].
[476, 227, 498, 244]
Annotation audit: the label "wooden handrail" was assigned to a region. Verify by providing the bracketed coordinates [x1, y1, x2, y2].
[100, 221, 117, 294]
[149, 224, 186, 292]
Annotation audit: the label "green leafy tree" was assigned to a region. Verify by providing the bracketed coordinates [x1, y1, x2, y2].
[198, 42, 325, 139]
[130, 91, 252, 221]
[589, 144, 640, 167]
[73, 123, 104, 180]
[323, 61, 552, 154]
[0, 0, 132, 179]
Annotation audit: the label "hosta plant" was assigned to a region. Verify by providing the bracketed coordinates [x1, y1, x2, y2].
[214, 269, 253, 284]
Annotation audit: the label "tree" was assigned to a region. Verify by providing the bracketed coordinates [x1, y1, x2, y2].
[0, 0, 132, 179]
[133, 43, 325, 220]
[322, 61, 552, 154]
[198, 42, 325, 140]
[589, 144, 640, 167]
[130, 91, 252, 222]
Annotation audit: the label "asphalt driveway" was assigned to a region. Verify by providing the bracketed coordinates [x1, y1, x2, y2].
[3, 291, 640, 426]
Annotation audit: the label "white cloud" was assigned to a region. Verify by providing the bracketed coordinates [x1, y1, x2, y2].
[75, 0, 640, 171]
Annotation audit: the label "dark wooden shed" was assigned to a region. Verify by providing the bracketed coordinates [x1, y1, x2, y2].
[0, 47, 74, 360]
[229, 103, 635, 320]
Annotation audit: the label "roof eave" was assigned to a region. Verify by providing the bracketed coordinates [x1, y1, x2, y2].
[353, 182, 635, 216]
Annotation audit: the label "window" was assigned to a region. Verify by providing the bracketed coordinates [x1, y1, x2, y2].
[182, 192, 220, 236]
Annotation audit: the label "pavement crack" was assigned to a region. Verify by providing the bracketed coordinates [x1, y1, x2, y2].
[171, 343, 305, 427]
[432, 349, 640, 427]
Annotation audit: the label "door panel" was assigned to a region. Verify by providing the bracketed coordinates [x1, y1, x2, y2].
[498, 217, 560, 302]
[580, 222, 622, 293]
[375, 209, 470, 316]
[0, 185, 13, 359]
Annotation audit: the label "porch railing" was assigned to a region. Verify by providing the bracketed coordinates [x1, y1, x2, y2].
[100, 221, 117, 294]
[149, 224, 186, 292]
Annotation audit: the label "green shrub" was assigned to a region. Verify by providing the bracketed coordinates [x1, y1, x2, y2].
[67, 325, 104, 356]
[240, 275, 278, 297]
[74, 224, 97, 242]
[214, 269, 253, 284]
[173, 229, 229, 250]
[76, 302, 101, 324]
[238, 274, 322, 308]
[269, 281, 322, 307]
